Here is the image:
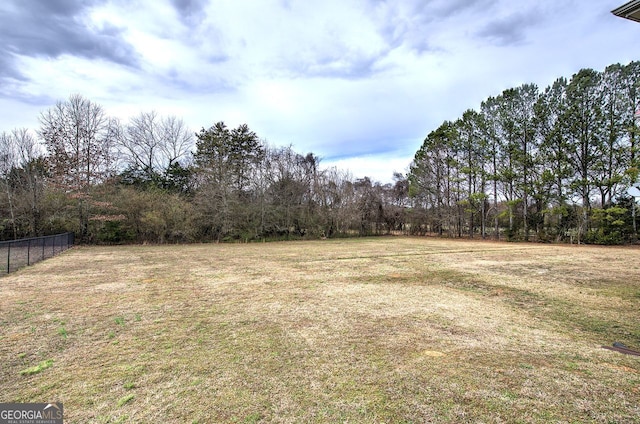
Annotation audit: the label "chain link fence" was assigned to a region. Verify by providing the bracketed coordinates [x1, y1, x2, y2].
[1, 233, 74, 275]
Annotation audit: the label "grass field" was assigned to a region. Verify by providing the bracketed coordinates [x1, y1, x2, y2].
[1, 237, 639, 423]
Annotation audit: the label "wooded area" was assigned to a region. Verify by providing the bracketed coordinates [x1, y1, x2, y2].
[0, 96, 407, 243]
[409, 61, 640, 244]
[1, 61, 639, 244]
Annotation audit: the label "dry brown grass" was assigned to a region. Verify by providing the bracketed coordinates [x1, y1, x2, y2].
[1, 237, 639, 423]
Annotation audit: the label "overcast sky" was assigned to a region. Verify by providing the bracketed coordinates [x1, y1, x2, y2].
[1, 0, 639, 183]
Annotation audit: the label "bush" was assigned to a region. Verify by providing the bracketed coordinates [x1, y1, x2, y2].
[95, 220, 135, 244]
[585, 205, 629, 245]
[584, 229, 624, 245]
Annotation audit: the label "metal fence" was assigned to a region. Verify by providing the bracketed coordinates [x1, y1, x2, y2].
[1, 233, 74, 275]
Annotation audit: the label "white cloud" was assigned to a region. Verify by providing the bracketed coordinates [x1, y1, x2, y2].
[0, 0, 638, 183]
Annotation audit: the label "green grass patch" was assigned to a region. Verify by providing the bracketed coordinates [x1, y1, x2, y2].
[20, 359, 53, 376]
[117, 394, 135, 407]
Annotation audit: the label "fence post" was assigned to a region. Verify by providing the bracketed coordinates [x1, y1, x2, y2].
[7, 243, 10, 274]
[27, 239, 31, 266]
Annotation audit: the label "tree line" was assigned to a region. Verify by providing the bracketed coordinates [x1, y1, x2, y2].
[408, 61, 640, 244]
[1, 61, 638, 244]
[0, 94, 408, 243]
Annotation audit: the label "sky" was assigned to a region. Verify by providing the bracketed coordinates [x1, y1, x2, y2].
[0, 0, 639, 183]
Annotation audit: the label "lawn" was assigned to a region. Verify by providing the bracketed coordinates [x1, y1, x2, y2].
[1, 237, 639, 423]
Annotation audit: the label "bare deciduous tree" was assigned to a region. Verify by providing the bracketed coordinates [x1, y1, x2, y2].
[39, 93, 115, 190]
[39, 94, 116, 239]
[118, 111, 193, 185]
[0, 129, 46, 238]
[0, 131, 19, 238]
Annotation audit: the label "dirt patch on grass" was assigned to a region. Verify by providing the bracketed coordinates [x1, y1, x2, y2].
[1, 238, 639, 422]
